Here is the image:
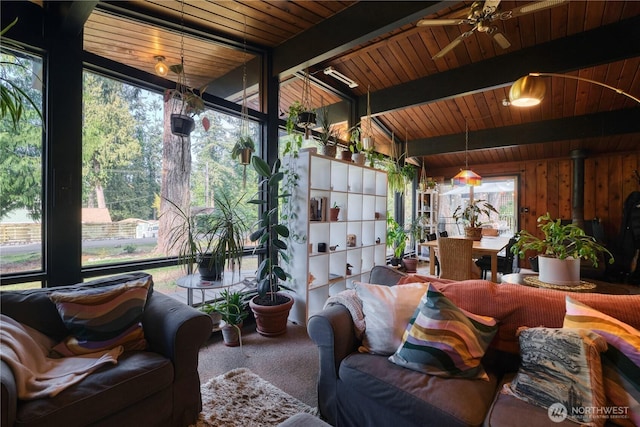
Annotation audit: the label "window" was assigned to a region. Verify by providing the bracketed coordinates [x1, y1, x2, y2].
[0, 47, 44, 282]
[80, 71, 260, 277]
[438, 176, 518, 236]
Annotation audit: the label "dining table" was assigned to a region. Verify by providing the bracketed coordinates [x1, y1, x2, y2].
[420, 236, 511, 280]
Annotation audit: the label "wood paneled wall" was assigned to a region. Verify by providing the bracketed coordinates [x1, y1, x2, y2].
[429, 149, 640, 244]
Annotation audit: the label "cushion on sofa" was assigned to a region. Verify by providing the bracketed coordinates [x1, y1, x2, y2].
[355, 282, 428, 355]
[563, 297, 640, 427]
[338, 352, 500, 427]
[389, 284, 498, 380]
[395, 279, 640, 354]
[49, 276, 151, 355]
[504, 327, 608, 426]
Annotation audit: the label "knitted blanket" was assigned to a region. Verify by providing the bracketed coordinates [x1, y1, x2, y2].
[0, 314, 122, 399]
[324, 289, 366, 339]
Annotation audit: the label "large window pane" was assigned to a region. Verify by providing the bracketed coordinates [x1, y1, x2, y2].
[0, 48, 44, 279]
[81, 72, 260, 276]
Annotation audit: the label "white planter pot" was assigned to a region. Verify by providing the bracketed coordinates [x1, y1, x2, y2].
[352, 153, 366, 165]
[538, 256, 581, 286]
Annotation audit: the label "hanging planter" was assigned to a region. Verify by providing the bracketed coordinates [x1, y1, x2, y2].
[296, 111, 317, 128]
[170, 113, 195, 137]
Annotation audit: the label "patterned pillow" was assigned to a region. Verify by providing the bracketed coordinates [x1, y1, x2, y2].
[355, 282, 429, 355]
[564, 297, 640, 427]
[388, 283, 498, 380]
[49, 276, 151, 355]
[504, 327, 608, 426]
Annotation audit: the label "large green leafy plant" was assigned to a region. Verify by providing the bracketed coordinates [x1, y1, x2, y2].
[511, 213, 614, 267]
[249, 156, 293, 304]
[453, 199, 498, 228]
[386, 216, 408, 260]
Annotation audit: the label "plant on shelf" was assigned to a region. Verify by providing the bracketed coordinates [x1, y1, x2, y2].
[386, 216, 408, 266]
[317, 106, 338, 158]
[511, 213, 614, 285]
[164, 191, 249, 281]
[213, 289, 249, 347]
[349, 126, 367, 165]
[453, 199, 498, 240]
[248, 156, 295, 336]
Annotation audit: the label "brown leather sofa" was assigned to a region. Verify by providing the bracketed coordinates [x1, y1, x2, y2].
[1, 272, 212, 427]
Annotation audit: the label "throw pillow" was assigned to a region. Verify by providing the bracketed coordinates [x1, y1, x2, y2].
[388, 283, 498, 380]
[504, 327, 608, 427]
[49, 276, 151, 356]
[564, 297, 640, 427]
[354, 281, 428, 355]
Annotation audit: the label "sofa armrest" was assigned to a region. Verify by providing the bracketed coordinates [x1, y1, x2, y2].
[142, 292, 212, 379]
[1, 360, 17, 427]
[307, 304, 359, 426]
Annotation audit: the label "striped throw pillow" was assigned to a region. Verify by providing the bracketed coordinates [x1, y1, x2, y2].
[564, 297, 640, 427]
[50, 276, 151, 355]
[388, 283, 498, 380]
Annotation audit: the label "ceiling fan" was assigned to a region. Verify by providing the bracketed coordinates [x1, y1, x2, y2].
[418, 0, 568, 60]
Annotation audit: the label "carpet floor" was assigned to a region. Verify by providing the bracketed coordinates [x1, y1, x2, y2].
[197, 321, 319, 408]
[191, 368, 317, 427]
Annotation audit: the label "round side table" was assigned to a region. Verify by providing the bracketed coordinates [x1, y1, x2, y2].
[176, 274, 225, 306]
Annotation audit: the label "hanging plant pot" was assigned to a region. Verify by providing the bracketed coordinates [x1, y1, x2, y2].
[296, 111, 316, 128]
[362, 136, 373, 150]
[171, 114, 195, 137]
[239, 148, 252, 165]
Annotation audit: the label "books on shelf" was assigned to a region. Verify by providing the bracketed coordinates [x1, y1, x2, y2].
[310, 196, 328, 221]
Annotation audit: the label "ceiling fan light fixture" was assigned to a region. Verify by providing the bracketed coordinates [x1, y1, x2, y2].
[154, 55, 168, 77]
[509, 75, 546, 107]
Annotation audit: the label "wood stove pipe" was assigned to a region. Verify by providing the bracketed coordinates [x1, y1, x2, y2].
[571, 149, 587, 229]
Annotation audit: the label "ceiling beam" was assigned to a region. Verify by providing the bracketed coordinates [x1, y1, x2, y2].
[50, 1, 98, 36]
[272, 1, 452, 77]
[408, 108, 640, 156]
[358, 15, 640, 117]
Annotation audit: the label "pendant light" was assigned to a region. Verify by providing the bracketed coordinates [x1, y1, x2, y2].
[154, 55, 168, 77]
[452, 121, 482, 198]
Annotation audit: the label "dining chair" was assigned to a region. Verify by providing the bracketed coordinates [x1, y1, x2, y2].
[437, 237, 475, 280]
[475, 237, 518, 280]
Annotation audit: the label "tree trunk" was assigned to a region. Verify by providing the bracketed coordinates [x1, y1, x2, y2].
[158, 97, 191, 257]
[95, 183, 106, 209]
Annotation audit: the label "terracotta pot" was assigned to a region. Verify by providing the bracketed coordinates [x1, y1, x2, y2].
[249, 293, 294, 337]
[538, 256, 580, 286]
[352, 152, 366, 165]
[341, 150, 352, 161]
[321, 145, 337, 158]
[239, 148, 252, 165]
[402, 258, 418, 273]
[221, 322, 242, 346]
[330, 208, 340, 222]
[464, 226, 483, 241]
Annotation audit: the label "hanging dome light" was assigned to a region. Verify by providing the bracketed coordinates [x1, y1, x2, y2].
[154, 55, 168, 77]
[508, 75, 546, 107]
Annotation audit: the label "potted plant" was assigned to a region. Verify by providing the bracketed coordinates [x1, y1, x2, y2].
[248, 156, 295, 337]
[402, 216, 425, 272]
[511, 213, 614, 286]
[199, 303, 223, 330]
[330, 202, 340, 222]
[213, 289, 249, 346]
[165, 192, 249, 281]
[164, 62, 210, 137]
[453, 199, 498, 240]
[349, 126, 366, 165]
[317, 106, 338, 158]
[386, 216, 408, 266]
[231, 135, 255, 165]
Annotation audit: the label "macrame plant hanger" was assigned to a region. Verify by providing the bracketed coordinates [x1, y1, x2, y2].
[239, 17, 250, 187]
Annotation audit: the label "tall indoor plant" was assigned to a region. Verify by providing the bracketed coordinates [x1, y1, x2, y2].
[453, 199, 498, 240]
[165, 192, 249, 281]
[248, 156, 294, 336]
[386, 216, 408, 266]
[511, 213, 614, 285]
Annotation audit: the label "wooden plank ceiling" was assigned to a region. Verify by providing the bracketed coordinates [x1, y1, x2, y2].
[81, 0, 640, 170]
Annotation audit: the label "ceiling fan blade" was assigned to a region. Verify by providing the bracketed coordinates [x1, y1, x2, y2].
[417, 18, 466, 27]
[509, 0, 568, 19]
[483, 0, 502, 14]
[432, 29, 476, 60]
[492, 31, 511, 49]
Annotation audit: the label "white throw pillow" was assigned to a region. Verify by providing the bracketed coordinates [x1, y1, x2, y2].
[354, 281, 429, 355]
